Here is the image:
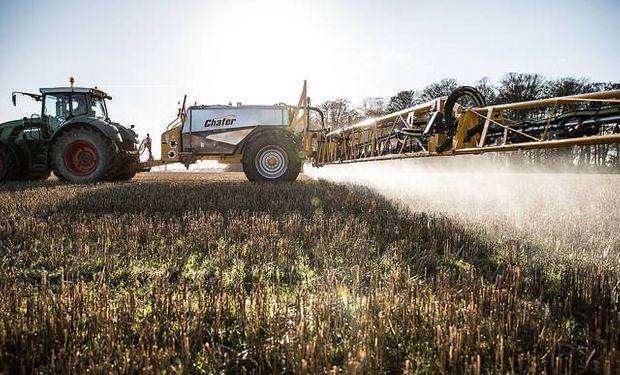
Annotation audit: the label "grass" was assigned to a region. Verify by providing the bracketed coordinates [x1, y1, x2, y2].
[0, 171, 618, 374]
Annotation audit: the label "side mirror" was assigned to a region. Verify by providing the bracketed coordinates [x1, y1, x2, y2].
[12, 93, 16, 106]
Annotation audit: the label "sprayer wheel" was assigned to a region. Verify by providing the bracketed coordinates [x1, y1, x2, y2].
[242, 131, 301, 182]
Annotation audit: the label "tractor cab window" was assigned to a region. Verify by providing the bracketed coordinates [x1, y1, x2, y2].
[90, 97, 108, 120]
[43, 94, 71, 129]
[71, 94, 88, 116]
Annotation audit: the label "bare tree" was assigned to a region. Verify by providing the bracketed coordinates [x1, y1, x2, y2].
[317, 99, 359, 130]
[496, 73, 545, 104]
[544, 77, 590, 98]
[475, 77, 497, 105]
[358, 97, 387, 118]
[387, 90, 416, 112]
[416, 78, 459, 103]
[588, 82, 620, 93]
[496, 73, 546, 121]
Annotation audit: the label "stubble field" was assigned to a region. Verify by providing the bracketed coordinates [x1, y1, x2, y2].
[0, 169, 618, 374]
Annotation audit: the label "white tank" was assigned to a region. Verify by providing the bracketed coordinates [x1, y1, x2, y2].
[182, 105, 290, 154]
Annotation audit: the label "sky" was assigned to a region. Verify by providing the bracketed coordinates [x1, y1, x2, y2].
[1, 0, 619, 156]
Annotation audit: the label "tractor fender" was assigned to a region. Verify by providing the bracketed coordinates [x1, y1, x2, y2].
[236, 126, 300, 154]
[51, 118, 122, 145]
[114, 123, 139, 145]
[115, 127, 139, 152]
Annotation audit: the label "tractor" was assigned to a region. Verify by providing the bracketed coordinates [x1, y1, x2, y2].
[0, 80, 140, 183]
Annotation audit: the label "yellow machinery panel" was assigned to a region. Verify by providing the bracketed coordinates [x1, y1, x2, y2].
[161, 125, 182, 163]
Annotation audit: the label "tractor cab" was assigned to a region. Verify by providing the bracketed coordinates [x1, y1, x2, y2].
[11, 87, 112, 139]
[41, 88, 111, 136]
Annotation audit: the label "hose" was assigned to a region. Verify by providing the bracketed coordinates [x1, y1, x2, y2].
[436, 86, 486, 152]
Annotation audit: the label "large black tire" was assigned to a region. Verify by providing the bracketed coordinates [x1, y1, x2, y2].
[105, 136, 140, 181]
[242, 131, 301, 182]
[0, 145, 16, 182]
[436, 86, 486, 152]
[106, 155, 139, 181]
[51, 127, 114, 183]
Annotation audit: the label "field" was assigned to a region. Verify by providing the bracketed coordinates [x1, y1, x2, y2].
[0, 168, 618, 374]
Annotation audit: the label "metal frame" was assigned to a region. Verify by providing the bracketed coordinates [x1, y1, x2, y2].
[143, 83, 620, 172]
[314, 90, 620, 166]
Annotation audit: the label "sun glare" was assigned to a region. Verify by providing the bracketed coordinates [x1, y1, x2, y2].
[186, 0, 335, 104]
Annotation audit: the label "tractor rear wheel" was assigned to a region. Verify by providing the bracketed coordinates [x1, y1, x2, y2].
[105, 153, 139, 181]
[51, 127, 113, 183]
[0, 146, 15, 182]
[242, 132, 301, 182]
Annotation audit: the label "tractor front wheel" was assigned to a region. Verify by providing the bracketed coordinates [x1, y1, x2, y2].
[51, 127, 113, 183]
[0, 146, 15, 182]
[109, 160, 139, 181]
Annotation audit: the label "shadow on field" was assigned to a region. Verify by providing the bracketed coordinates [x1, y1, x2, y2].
[0, 179, 63, 192]
[36, 179, 504, 279]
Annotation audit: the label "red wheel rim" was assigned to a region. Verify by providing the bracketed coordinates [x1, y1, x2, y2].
[63, 141, 99, 176]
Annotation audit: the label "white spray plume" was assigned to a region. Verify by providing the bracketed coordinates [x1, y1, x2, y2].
[304, 154, 620, 268]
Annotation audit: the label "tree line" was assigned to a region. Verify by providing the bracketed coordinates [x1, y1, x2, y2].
[317, 73, 620, 127]
[315, 73, 620, 170]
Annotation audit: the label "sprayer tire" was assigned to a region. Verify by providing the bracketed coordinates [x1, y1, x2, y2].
[436, 86, 486, 153]
[242, 132, 301, 182]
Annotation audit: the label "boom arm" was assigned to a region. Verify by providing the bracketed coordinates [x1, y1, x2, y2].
[314, 88, 620, 166]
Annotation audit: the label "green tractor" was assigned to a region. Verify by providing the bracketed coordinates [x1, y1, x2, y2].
[0, 82, 140, 183]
